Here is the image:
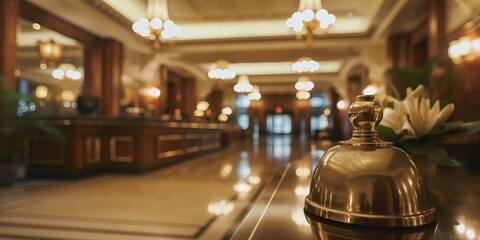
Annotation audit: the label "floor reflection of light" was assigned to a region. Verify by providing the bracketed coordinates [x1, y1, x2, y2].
[295, 167, 311, 177]
[253, 138, 259, 156]
[456, 223, 466, 234]
[208, 200, 235, 216]
[220, 163, 232, 178]
[234, 182, 253, 193]
[237, 151, 251, 178]
[267, 136, 292, 161]
[294, 186, 309, 197]
[291, 207, 310, 227]
[466, 229, 476, 239]
[247, 175, 261, 185]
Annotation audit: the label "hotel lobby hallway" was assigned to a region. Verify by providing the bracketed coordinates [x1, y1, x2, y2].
[0, 135, 319, 240]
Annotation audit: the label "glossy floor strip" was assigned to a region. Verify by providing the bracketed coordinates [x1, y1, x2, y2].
[0, 135, 309, 240]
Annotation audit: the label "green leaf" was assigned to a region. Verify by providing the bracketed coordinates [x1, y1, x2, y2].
[421, 121, 480, 143]
[378, 125, 399, 142]
[401, 142, 460, 167]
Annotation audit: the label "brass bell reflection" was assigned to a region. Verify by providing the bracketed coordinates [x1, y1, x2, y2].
[305, 95, 436, 227]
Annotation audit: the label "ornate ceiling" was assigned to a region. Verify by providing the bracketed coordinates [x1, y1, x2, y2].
[23, 0, 428, 98]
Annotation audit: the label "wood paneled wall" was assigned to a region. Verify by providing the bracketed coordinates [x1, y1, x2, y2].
[0, 0, 19, 88]
[386, 0, 480, 121]
[101, 39, 123, 117]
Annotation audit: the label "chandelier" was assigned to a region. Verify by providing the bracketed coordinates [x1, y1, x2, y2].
[295, 76, 314, 91]
[234, 75, 253, 93]
[208, 60, 236, 80]
[37, 40, 63, 69]
[292, 57, 319, 73]
[296, 90, 311, 100]
[286, 0, 336, 45]
[132, 0, 181, 50]
[248, 85, 262, 101]
[448, 36, 480, 64]
[51, 63, 82, 80]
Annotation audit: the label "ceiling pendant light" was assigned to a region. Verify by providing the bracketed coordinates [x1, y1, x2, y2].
[292, 57, 320, 73]
[132, 0, 181, 50]
[286, 0, 336, 46]
[208, 59, 236, 80]
[295, 76, 314, 91]
[37, 40, 63, 69]
[296, 90, 311, 100]
[234, 75, 254, 93]
[248, 85, 262, 101]
[51, 63, 82, 81]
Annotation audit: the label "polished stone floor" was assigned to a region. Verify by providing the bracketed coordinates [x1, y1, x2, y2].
[0, 135, 311, 240]
[1, 135, 479, 240]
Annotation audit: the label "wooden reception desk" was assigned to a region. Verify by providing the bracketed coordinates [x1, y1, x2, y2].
[22, 118, 231, 178]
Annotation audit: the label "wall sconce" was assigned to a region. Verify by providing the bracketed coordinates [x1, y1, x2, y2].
[35, 85, 49, 99]
[37, 40, 63, 69]
[448, 36, 480, 64]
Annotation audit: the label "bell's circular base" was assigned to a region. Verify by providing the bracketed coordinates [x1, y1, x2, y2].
[305, 197, 436, 228]
[304, 208, 438, 240]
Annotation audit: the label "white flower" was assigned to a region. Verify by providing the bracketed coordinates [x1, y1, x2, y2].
[403, 85, 455, 137]
[380, 101, 415, 137]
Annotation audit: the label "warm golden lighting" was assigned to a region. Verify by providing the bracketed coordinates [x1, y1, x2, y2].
[363, 84, 380, 95]
[35, 85, 49, 99]
[196, 101, 210, 111]
[208, 200, 234, 216]
[247, 85, 262, 101]
[294, 185, 310, 197]
[448, 36, 480, 64]
[218, 113, 228, 122]
[234, 75, 253, 93]
[295, 167, 311, 177]
[294, 76, 314, 91]
[247, 175, 261, 185]
[221, 106, 233, 115]
[292, 57, 320, 73]
[140, 87, 161, 98]
[194, 109, 205, 117]
[52, 63, 82, 80]
[32, 23, 41, 30]
[296, 90, 310, 100]
[286, 0, 336, 45]
[220, 163, 232, 178]
[208, 59, 236, 80]
[132, 0, 181, 50]
[60, 90, 76, 102]
[337, 100, 346, 110]
[291, 207, 310, 227]
[466, 229, 476, 239]
[233, 182, 253, 193]
[37, 40, 63, 68]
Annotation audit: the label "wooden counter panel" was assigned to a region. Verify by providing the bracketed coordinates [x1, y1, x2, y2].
[24, 119, 228, 178]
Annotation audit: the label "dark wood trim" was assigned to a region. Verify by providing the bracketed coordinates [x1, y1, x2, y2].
[410, 20, 428, 46]
[19, 0, 104, 101]
[101, 39, 123, 117]
[428, 0, 446, 58]
[0, 0, 19, 88]
[387, 34, 410, 68]
[19, 0, 96, 45]
[83, 42, 103, 96]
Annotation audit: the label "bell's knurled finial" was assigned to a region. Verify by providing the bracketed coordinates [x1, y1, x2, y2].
[339, 95, 392, 147]
[349, 95, 383, 132]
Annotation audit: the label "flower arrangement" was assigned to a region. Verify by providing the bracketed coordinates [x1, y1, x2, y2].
[376, 84, 480, 167]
